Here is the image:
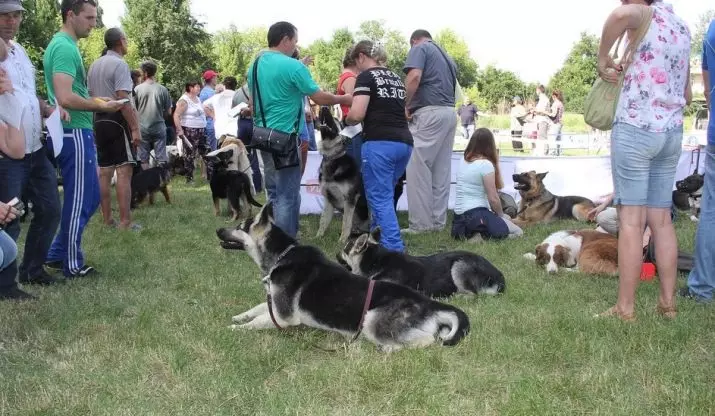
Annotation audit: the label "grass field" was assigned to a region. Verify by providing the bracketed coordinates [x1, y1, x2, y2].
[1, 179, 714, 415]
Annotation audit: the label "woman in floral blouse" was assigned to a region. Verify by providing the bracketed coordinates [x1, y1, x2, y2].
[596, 0, 691, 321]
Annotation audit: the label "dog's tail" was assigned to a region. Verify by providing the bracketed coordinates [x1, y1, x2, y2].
[435, 306, 470, 346]
[243, 176, 263, 208]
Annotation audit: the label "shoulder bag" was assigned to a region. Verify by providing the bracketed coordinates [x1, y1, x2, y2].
[583, 6, 654, 131]
[249, 55, 301, 170]
[432, 41, 464, 104]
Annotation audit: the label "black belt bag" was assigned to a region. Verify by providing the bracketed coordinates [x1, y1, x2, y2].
[249, 55, 301, 170]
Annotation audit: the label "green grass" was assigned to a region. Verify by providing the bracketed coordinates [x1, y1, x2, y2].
[1, 180, 714, 415]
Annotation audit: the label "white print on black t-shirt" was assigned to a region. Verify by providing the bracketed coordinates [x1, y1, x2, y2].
[370, 70, 406, 100]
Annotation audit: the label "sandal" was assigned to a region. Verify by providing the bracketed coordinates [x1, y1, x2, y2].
[656, 304, 677, 319]
[595, 306, 636, 322]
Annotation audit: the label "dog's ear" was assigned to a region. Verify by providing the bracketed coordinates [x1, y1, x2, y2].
[258, 201, 274, 225]
[354, 233, 369, 253]
[536, 172, 548, 181]
[369, 227, 381, 243]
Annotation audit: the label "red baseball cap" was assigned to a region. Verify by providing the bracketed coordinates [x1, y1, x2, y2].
[203, 70, 218, 82]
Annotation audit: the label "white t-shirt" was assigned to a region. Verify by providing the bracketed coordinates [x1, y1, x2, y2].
[1, 41, 42, 153]
[204, 89, 237, 139]
[454, 159, 495, 215]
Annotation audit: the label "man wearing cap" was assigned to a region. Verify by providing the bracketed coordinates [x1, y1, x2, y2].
[200, 70, 218, 152]
[42, 0, 125, 279]
[0, 0, 70, 299]
[87, 27, 142, 231]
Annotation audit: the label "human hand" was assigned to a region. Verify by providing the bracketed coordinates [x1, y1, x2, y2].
[597, 55, 622, 84]
[586, 203, 607, 222]
[301, 56, 314, 66]
[131, 129, 141, 148]
[0, 68, 13, 95]
[101, 100, 127, 113]
[405, 108, 412, 122]
[0, 201, 19, 225]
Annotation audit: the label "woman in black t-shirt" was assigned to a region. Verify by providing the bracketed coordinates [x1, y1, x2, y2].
[345, 40, 413, 253]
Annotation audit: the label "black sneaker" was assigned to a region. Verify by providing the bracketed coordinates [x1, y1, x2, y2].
[679, 287, 695, 299]
[20, 270, 63, 286]
[67, 265, 97, 279]
[0, 286, 37, 301]
[44, 260, 63, 271]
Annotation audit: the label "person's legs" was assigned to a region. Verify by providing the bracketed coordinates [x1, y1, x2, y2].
[19, 149, 61, 280]
[306, 120, 317, 151]
[0, 230, 17, 271]
[273, 148, 302, 238]
[300, 140, 309, 178]
[405, 107, 440, 232]
[115, 163, 135, 229]
[138, 134, 153, 170]
[153, 130, 168, 164]
[0, 156, 25, 291]
[686, 144, 715, 302]
[596, 207, 619, 235]
[345, 133, 364, 171]
[182, 127, 200, 182]
[466, 124, 475, 139]
[98, 167, 115, 225]
[432, 107, 458, 230]
[362, 141, 410, 252]
[645, 127, 683, 314]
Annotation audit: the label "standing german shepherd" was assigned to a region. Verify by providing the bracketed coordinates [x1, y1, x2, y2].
[205, 144, 261, 221]
[511, 171, 595, 227]
[216, 202, 470, 352]
[315, 106, 370, 242]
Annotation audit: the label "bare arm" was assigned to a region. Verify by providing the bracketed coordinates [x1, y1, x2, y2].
[53, 73, 121, 112]
[310, 90, 351, 107]
[404, 69, 422, 111]
[597, 4, 648, 83]
[345, 95, 369, 126]
[684, 65, 692, 106]
[117, 90, 141, 146]
[0, 121, 24, 159]
[173, 99, 187, 135]
[482, 172, 504, 217]
[342, 77, 356, 95]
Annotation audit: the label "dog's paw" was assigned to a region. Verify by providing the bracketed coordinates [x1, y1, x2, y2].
[690, 215, 699, 222]
[564, 266, 579, 273]
[523, 253, 537, 261]
[232, 313, 253, 324]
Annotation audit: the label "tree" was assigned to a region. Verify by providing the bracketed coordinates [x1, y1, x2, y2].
[16, 0, 60, 97]
[355, 20, 408, 78]
[476, 65, 528, 112]
[302, 28, 354, 91]
[212, 26, 267, 84]
[77, 27, 142, 71]
[691, 10, 715, 58]
[434, 29, 479, 88]
[122, 0, 214, 97]
[548, 32, 599, 114]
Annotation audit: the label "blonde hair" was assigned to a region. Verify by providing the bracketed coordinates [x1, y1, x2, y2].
[349, 40, 388, 65]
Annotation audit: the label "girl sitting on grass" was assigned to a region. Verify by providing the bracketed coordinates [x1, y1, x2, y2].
[451, 128, 523, 242]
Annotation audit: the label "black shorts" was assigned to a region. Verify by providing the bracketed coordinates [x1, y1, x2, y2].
[93, 112, 136, 168]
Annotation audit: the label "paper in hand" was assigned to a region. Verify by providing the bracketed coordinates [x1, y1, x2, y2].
[46, 107, 64, 157]
[228, 102, 248, 118]
[339, 124, 362, 138]
[0, 93, 23, 129]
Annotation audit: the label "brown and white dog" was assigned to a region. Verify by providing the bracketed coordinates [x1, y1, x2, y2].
[523, 229, 618, 275]
[512, 171, 595, 227]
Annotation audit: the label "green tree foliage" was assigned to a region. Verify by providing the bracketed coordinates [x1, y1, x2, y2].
[691, 10, 715, 58]
[77, 27, 141, 72]
[16, 0, 60, 97]
[355, 20, 408, 79]
[303, 28, 354, 91]
[212, 25, 267, 84]
[434, 28, 478, 88]
[548, 32, 599, 113]
[476, 65, 529, 112]
[122, 0, 213, 97]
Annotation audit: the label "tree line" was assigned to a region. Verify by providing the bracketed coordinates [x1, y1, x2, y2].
[16, 0, 714, 114]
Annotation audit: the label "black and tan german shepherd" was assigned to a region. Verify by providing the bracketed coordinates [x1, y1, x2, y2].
[130, 163, 172, 209]
[511, 171, 595, 227]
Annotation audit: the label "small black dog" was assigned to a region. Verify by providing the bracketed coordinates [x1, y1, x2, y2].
[131, 163, 172, 209]
[205, 145, 261, 221]
[673, 172, 704, 222]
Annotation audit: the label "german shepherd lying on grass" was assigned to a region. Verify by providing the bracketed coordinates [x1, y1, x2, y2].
[216, 202, 470, 352]
[511, 171, 595, 227]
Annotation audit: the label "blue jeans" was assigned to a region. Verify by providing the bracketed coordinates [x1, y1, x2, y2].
[306, 120, 317, 151]
[205, 122, 217, 151]
[238, 118, 262, 192]
[687, 144, 715, 302]
[0, 230, 17, 271]
[46, 129, 101, 276]
[362, 140, 412, 252]
[0, 148, 61, 287]
[451, 207, 509, 240]
[261, 148, 301, 238]
[138, 129, 168, 164]
[346, 133, 364, 171]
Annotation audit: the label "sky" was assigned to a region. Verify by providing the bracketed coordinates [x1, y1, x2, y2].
[100, 0, 710, 83]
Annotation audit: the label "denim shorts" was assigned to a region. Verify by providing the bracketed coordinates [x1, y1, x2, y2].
[610, 122, 682, 208]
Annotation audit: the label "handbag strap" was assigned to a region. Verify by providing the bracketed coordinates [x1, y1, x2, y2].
[430, 41, 457, 92]
[619, 6, 655, 73]
[251, 54, 303, 133]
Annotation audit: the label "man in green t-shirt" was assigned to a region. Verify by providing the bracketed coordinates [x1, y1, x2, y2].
[43, 0, 125, 279]
[245, 21, 351, 238]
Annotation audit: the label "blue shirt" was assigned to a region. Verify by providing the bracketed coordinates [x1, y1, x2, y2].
[454, 159, 495, 215]
[199, 85, 215, 131]
[704, 20, 715, 145]
[247, 51, 319, 134]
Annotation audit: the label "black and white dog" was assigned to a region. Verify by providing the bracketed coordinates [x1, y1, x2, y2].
[673, 172, 704, 222]
[315, 106, 370, 242]
[338, 228, 506, 298]
[205, 143, 261, 221]
[216, 202, 470, 352]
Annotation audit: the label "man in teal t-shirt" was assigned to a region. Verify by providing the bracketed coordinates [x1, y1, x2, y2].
[245, 21, 351, 238]
[42, 0, 124, 278]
